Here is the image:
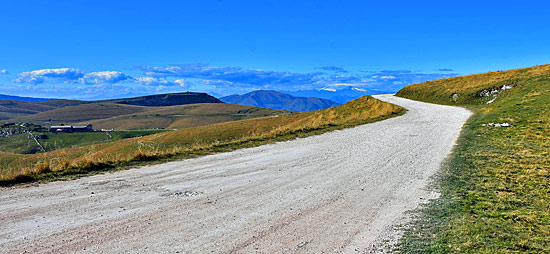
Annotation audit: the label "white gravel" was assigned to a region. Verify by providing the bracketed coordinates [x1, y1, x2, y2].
[0, 95, 471, 253]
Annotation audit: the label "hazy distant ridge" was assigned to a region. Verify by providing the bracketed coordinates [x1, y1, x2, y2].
[101, 92, 222, 106]
[0, 94, 54, 102]
[220, 90, 340, 111]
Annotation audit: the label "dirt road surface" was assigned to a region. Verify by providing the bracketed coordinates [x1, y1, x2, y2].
[0, 95, 471, 253]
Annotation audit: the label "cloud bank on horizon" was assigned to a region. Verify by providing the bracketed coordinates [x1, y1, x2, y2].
[3, 64, 458, 99]
[14, 68, 188, 88]
[139, 64, 457, 94]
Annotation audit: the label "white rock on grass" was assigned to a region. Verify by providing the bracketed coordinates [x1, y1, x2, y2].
[483, 122, 511, 127]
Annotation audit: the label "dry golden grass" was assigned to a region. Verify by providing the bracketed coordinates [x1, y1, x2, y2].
[397, 64, 550, 105]
[0, 96, 403, 184]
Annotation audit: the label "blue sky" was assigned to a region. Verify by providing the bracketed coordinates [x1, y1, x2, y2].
[0, 0, 549, 99]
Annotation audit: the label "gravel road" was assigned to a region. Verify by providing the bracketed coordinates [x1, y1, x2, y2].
[0, 95, 471, 253]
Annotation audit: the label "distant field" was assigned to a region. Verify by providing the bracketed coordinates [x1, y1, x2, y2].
[0, 92, 224, 122]
[396, 64, 550, 252]
[10, 102, 151, 125]
[0, 96, 404, 185]
[0, 99, 86, 120]
[78, 103, 288, 130]
[0, 100, 58, 120]
[9, 102, 287, 130]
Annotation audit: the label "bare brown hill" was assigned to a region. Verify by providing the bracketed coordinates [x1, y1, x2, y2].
[0, 100, 58, 120]
[11, 103, 151, 125]
[76, 103, 288, 130]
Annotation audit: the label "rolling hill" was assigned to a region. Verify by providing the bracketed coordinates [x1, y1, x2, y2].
[11, 102, 151, 125]
[0, 99, 88, 120]
[75, 103, 289, 130]
[0, 100, 59, 120]
[220, 90, 340, 111]
[1, 92, 224, 121]
[9, 100, 287, 129]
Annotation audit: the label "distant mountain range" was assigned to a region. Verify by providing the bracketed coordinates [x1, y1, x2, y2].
[0, 94, 55, 102]
[284, 86, 394, 104]
[220, 90, 340, 111]
[1, 88, 386, 122]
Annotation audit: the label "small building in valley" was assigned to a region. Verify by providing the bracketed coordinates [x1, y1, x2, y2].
[50, 124, 93, 133]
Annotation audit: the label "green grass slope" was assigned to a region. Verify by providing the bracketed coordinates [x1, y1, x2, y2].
[396, 65, 550, 253]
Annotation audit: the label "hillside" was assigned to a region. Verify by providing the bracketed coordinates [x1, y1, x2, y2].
[397, 64, 550, 105]
[76, 103, 288, 130]
[103, 92, 222, 106]
[37, 99, 86, 108]
[0, 100, 58, 120]
[11, 103, 151, 125]
[220, 90, 340, 111]
[0, 95, 404, 185]
[0, 92, 222, 121]
[396, 64, 550, 252]
[0, 99, 91, 120]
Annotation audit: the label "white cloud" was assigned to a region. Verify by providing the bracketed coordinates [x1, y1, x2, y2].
[15, 68, 134, 85]
[174, 79, 192, 89]
[328, 83, 361, 87]
[11, 65, 458, 96]
[136, 77, 166, 85]
[0, 69, 7, 74]
[81, 71, 132, 84]
[141, 64, 323, 89]
[16, 68, 85, 84]
[135, 77, 180, 87]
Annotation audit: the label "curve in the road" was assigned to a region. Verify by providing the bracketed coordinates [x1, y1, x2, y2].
[0, 95, 471, 253]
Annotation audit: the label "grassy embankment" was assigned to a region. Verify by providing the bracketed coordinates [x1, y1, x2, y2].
[0, 96, 404, 186]
[396, 64, 550, 252]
